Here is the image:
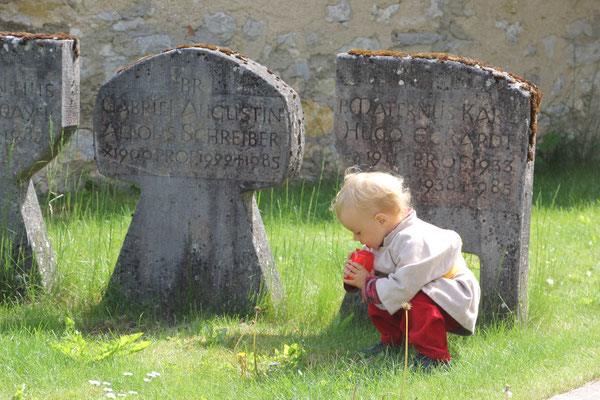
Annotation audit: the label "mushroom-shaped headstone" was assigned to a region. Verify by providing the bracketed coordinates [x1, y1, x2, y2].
[94, 45, 304, 314]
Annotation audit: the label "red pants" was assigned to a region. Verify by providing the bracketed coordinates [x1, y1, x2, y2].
[368, 291, 460, 362]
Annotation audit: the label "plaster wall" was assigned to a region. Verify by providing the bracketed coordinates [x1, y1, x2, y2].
[1, 0, 599, 185]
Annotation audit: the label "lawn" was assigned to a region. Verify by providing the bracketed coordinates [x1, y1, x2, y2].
[0, 164, 599, 399]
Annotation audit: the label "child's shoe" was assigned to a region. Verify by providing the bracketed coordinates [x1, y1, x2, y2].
[412, 353, 450, 372]
[361, 340, 395, 356]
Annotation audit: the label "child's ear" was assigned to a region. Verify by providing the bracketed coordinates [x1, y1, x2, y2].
[375, 213, 387, 225]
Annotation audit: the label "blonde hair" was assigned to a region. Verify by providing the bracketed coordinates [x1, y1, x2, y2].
[333, 169, 411, 219]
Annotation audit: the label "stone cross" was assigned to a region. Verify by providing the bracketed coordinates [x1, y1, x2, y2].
[0, 33, 79, 294]
[335, 50, 542, 320]
[94, 45, 304, 314]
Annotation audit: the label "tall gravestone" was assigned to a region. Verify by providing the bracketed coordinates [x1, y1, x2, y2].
[335, 50, 542, 320]
[94, 45, 304, 314]
[0, 33, 79, 294]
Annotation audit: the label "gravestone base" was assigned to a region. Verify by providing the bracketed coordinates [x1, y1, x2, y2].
[105, 177, 281, 315]
[419, 204, 531, 320]
[0, 180, 56, 297]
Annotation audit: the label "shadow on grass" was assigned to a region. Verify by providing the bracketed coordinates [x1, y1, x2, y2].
[0, 301, 66, 333]
[533, 162, 600, 208]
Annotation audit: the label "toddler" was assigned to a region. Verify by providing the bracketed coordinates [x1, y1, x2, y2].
[333, 170, 480, 371]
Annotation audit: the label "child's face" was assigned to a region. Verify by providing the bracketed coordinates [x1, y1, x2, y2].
[338, 203, 391, 250]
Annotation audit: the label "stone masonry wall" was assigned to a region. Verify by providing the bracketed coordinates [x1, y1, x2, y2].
[1, 0, 599, 189]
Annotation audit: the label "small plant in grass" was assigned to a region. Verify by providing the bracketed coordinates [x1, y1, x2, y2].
[199, 324, 228, 346]
[227, 342, 309, 377]
[271, 342, 308, 370]
[217, 307, 310, 377]
[329, 311, 355, 332]
[50, 317, 152, 361]
[10, 384, 38, 400]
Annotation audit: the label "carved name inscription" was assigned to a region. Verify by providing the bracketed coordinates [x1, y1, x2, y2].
[0, 35, 79, 178]
[0, 72, 55, 144]
[0, 64, 58, 177]
[336, 79, 531, 212]
[96, 51, 295, 186]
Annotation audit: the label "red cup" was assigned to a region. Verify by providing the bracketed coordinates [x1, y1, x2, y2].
[346, 249, 374, 280]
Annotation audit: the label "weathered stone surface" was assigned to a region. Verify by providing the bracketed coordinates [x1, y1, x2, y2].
[542, 36, 556, 58]
[0, 33, 79, 293]
[339, 37, 380, 53]
[242, 18, 264, 41]
[134, 34, 173, 54]
[371, 4, 400, 23]
[567, 41, 600, 67]
[94, 45, 304, 314]
[193, 12, 237, 46]
[565, 19, 594, 39]
[335, 50, 542, 319]
[494, 20, 524, 44]
[326, 0, 352, 23]
[391, 32, 442, 46]
[306, 32, 321, 47]
[524, 43, 536, 57]
[277, 33, 298, 53]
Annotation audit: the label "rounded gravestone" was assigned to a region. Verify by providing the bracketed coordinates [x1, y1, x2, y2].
[94, 45, 304, 314]
[335, 50, 542, 320]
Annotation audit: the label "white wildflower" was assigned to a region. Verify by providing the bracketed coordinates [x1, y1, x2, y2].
[143, 378, 151, 382]
[88, 380, 101, 386]
[546, 278, 554, 285]
[123, 372, 134, 376]
[103, 382, 111, 386]
[128, 391, 138, 395]
[106, 394, 116, 399]
[104, 388, 113, 392]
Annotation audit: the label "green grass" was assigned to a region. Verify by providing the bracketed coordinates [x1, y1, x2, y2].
[1, 165, 599, 399]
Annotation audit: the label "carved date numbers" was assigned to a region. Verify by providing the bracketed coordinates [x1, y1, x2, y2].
[417, 175, 512, 197]
[100, 145, 281, 171]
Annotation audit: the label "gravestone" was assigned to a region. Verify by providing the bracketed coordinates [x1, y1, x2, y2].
[0, 33, 79, 294]
[335, 50, 542, 320]
[94, 45, 304, 314]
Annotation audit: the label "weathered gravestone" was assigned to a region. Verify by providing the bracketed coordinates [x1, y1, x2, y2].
[94, 45, 304, 314]
[335, 50, 542, 320]
[0, 33, 79, 294]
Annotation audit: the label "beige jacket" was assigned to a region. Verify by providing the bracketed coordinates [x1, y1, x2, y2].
[372, 211, 480, 335]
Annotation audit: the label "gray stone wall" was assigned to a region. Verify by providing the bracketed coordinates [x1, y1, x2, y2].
[1, 0, 599, 188]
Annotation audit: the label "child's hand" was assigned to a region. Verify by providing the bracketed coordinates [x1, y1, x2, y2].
[343, 259, 370, 289]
